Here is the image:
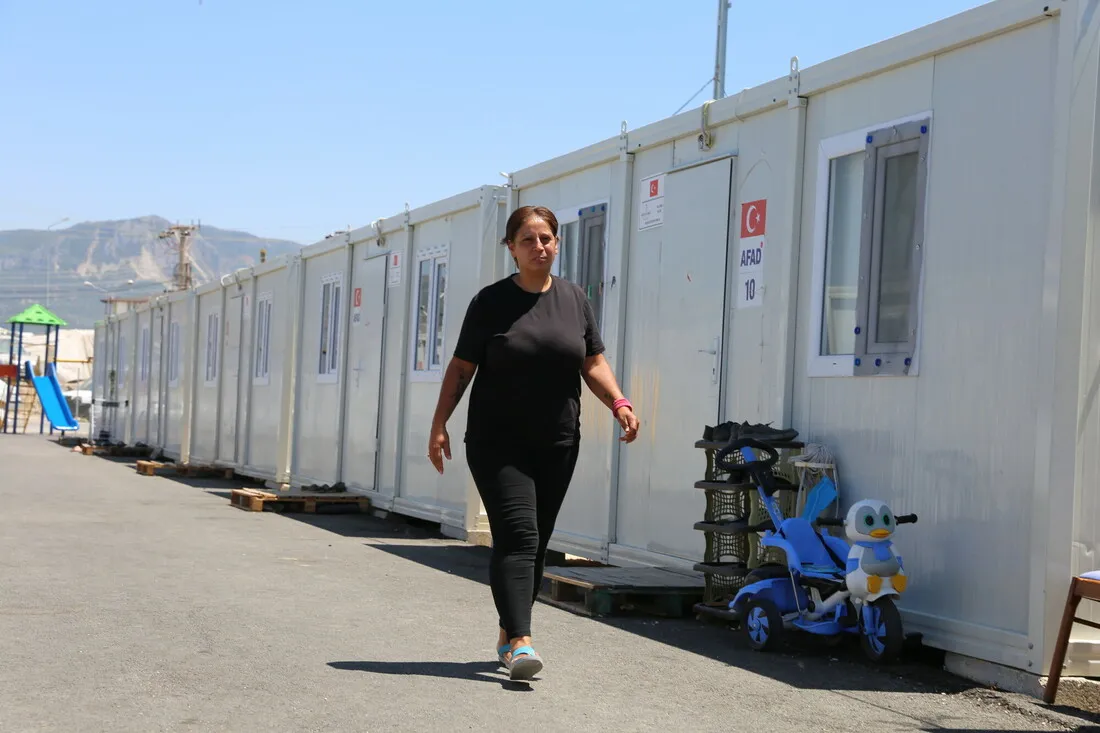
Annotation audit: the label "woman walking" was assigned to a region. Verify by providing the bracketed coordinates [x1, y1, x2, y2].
[428, 205, 639, 681]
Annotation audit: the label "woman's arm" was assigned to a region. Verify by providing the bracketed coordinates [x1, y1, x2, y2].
[428, 357, 477, 473]
[582, 353, 639, 443]
[581, 353, 624, 409]
[431, 357, 477, 429]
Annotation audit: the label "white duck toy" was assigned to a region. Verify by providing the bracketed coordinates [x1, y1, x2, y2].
[843, 499, 908, 599]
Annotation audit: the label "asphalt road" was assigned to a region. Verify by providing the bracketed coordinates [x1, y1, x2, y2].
[1, 436, 1095, 732]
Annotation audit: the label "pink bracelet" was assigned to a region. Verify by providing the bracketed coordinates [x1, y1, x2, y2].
[612, 398, 632, 414]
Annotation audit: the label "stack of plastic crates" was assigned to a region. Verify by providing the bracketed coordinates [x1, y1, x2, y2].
[691, 433, 803, 621]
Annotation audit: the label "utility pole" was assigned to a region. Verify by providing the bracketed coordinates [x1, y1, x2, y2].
[713, 0, 730, 100]
[158, 223, 200, 291]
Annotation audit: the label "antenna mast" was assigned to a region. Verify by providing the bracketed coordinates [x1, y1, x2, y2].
[714, 0, 730, 100]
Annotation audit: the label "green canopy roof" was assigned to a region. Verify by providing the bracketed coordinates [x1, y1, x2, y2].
[6, 304, 67, 327]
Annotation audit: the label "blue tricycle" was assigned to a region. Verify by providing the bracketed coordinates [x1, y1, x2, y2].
[714, 437, 918, 663]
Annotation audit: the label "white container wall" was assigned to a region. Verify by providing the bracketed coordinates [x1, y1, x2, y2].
[510, 161, 622, 559]
[107, 315, 127, 443]
[148, 300, 167, 450]
[338, 246, 391, 495]
[115, 309, 137, 446]
[160, 291, 190, 459]
[101, 0, 1100, 684]
[389, 189, 506, 533]
[209, 280, 246, 468]
[238, 258, 293, 482]
[91, 322, 107, 437]
[131, 305, 153, 445]
[289, 242, 351, 488]
[189, 284, 223, 465]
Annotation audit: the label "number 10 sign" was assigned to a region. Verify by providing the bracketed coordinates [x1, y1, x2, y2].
[736, 198, 766, 309]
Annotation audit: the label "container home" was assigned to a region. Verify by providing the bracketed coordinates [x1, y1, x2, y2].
[93, 0, 1100, 687]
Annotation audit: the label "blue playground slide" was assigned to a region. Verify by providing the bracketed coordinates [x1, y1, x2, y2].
[24, 361, 80, 432]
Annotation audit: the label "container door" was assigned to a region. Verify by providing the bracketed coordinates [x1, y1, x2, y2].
[340, 255, 387, 491]
[218, 293, 243, 463]
[235, 291, 253, 466]
[149, 313, 164, 447]
[615, 157, 732, 562]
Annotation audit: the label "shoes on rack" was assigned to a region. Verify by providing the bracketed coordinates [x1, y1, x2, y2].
[737, 421, 799, 443]
[703, 421, 738, 443]
[702, 420, 799, 444]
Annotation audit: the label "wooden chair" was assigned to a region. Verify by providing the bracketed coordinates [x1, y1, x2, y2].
[1045, 571, 1100, 704]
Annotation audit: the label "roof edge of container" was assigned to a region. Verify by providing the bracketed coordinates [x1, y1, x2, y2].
[797, 0, 1054, 98]
[194, 279, 223, 297]
[301, 236, 347, 259]
[251, 253, 291, 279]
[346, 185, 506, 246]
[510, 0, 1053, 190]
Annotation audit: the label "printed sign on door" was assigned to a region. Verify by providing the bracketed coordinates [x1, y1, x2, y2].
[387, 253, 402, 288]
[352, 287, 362, 325]
[736, 199, 767, 309]
[639, 173, 665, 230]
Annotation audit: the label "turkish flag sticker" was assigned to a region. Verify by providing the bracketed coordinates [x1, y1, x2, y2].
[740, 199, 767, 239]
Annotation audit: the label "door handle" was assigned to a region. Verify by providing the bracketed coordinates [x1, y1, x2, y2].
[701, 337, 719, 384]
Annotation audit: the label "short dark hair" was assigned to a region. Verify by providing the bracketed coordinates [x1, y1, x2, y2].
[501, 205, 558, 246]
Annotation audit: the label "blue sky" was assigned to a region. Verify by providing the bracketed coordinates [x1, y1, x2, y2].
[1, 0, 989, 244]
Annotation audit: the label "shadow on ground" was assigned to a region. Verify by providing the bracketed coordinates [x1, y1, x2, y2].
[327, 660, 534, 691]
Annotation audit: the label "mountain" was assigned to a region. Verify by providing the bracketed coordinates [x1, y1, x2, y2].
[0, 216, 303, 329]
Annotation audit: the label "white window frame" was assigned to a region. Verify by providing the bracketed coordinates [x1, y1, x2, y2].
[554, 200, 610, 332]
[138, 325, 150, 383]
[317, 273, 342, 384]
[410, 244, 450, 382]
[167, 320, 181, 387]
[253, 292, 273, 385]
[204, 311, 220, 386]
[807, 111, 932, 378]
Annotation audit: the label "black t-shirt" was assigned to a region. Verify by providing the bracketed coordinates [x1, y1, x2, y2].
[453, 275, 606, 447]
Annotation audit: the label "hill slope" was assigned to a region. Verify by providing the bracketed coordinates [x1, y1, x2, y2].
[0, 216, 302, 329]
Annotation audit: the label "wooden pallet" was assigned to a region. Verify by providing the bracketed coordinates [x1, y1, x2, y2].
[82, 444, 153, 458]
[538, 566, 705, 618]
[229, 487, 371, 514]
[136, 460, 234, 479]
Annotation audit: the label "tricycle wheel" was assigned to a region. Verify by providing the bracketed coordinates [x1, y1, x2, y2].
[860, 596, 904, 663]
[743, 597, 783, 652]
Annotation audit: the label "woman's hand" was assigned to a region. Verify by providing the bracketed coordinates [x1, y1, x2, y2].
[428, 421, 451, 474]
[616, 407, 640, 443]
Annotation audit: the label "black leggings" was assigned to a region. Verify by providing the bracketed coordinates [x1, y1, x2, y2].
[466, 440, 580, 640]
